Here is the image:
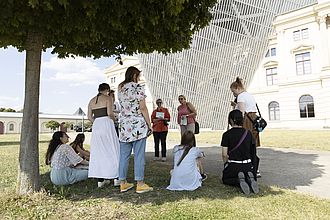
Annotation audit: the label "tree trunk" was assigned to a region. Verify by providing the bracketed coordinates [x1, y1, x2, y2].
[17, 30, 43, 195]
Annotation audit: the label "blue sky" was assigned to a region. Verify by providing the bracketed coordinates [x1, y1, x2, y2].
[0, 46, 117, 114]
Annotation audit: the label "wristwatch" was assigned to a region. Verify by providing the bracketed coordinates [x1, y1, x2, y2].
[186, 115, 189, 117]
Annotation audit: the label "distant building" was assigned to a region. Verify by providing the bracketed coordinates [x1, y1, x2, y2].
[0, 112, 87, 134]
[103, 56, 154, 116]
[249, 0, 330, 129]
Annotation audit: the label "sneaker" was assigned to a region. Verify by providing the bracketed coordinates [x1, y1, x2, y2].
[201, 173, 207, 181]
[162, 157, 166, 162]
[247, 172, 259, 193]
[114, 179, 121, 187]
[153, 157, 160, 161]
[238, 172, 250, 195]
[98, 180, 110, 188]
[136, 183, 153, 193]
[256, 171, 261, 178]
[120, 182, 134, 192]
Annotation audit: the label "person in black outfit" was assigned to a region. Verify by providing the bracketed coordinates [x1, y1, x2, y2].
[221, 110, 259, 195]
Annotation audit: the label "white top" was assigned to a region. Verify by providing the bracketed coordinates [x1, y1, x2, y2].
[50, 144, 83, 169]
[235, 92, 257, 113]
[113, 101, 121, 118]
[167, 145, 203, 191]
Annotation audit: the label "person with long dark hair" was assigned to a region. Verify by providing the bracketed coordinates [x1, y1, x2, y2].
[70, 133, 90, 160]
[221, 110, 259, 195]
[167, 130, 206, 191]
[117, 66, 153, 193]
[45, 131, 89, 185]
[87, 83, 120, 188]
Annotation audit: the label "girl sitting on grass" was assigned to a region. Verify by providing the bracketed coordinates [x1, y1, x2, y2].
[221, 110, 259, 195]
[167, 130, 206, 191]
[70, 133, 90, 161]
[46, 131, 89, 186]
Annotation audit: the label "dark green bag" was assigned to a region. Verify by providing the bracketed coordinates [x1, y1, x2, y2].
[186, 103, 199, 134]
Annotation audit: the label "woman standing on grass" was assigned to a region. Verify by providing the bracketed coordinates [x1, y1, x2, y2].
[167, 130, 206, 191]
[151, 98, 170, 162]
[177, 95, 197, 136]
[46, 131, 89, 186]
[221, 110, 259, 195]
[87, 83, 120, 188]
[230, 76, 261, 177]
[117, 66, 153, 193]
[70, 133, 90, 161]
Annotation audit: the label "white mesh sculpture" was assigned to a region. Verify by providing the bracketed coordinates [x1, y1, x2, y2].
[138, 0, 317, 130]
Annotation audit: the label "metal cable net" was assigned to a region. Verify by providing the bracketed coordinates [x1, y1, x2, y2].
[138, 0, 317, 130]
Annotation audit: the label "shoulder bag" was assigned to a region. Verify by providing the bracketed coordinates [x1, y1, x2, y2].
[245, 104, 267, 132]
[186, 103, 199, 134]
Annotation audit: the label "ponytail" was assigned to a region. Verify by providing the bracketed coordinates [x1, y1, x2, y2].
[230, 76, 246, 91]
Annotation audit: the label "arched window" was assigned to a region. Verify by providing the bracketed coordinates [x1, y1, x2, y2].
[268, 102, 280, 121]
[299, 95, 315, 118]
[9, 123, 14, 131]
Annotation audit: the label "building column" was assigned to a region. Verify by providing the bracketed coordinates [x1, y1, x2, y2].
[319, 16, 330, 72]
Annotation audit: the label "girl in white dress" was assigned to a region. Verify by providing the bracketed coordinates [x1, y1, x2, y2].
[167, 130, 206, 191]
[87, 83, 120, 188]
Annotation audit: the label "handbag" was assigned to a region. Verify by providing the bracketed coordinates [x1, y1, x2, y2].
[163, 108, 169, 126]
[186, 103, 199, 134]
[245, 104, 267, 132]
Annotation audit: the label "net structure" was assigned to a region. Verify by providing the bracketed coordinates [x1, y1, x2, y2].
[138, 0, 317, 130]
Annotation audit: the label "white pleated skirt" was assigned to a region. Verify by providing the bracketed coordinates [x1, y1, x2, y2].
[88, 116, 120, 179]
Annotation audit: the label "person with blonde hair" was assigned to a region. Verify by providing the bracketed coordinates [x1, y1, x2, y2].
[167, 130, 206, 191]
[230, 76, 261, 177]
[117, 66, 153, 193]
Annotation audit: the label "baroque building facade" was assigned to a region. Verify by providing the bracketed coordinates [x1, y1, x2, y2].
[137, 0, 318, 130]
[249, 0, 330, 129]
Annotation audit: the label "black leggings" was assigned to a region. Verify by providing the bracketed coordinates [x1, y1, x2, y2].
[153, 131, 168, 158]
[222, 163, 255, 186]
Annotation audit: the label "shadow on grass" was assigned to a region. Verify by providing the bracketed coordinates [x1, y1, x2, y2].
[0, 140, 49, 146]
[145, 146, 324, 191]
[40, 157, 284, 206]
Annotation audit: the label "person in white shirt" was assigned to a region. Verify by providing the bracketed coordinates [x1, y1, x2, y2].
[109, 90, 121, 137]
[167, 130, 206, 191]
[45, 131, 89, 185]
[230, 76, 261, 177]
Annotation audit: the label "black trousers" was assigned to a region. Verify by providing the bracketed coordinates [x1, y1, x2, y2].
[222, 163, 255, 186]
[153, 131, 168, 158]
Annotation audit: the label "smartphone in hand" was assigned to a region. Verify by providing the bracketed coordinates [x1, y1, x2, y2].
[147, 129, 152, 137]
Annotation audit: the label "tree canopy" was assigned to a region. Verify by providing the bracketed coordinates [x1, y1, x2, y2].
[1, 0, 216, 58]
[45, 120, 61, 131]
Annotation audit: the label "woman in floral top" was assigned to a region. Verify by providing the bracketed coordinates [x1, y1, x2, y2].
[117, 66, 153, 193]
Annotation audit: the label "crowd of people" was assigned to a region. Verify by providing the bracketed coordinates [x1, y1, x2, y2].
[45, 67, 260, 195]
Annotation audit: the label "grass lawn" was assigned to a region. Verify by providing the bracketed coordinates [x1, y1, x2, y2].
[1, 133, 330, 219]
[166, 130, 330, 151]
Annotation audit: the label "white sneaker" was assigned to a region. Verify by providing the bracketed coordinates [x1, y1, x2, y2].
[98, 180, 110, 188]
[114, 179, 121, 186]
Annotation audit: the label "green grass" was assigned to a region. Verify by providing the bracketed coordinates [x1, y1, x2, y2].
[1, 133, 330, 219]
[166, 130, 330, 151]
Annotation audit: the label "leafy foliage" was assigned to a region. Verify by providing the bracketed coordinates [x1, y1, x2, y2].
[45, 120, 60, 131]
[0, 0, 217, 58]
[0, 108, 16, 112]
